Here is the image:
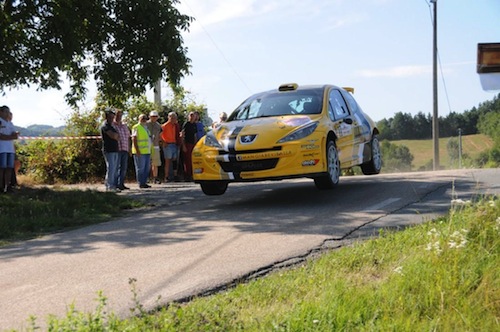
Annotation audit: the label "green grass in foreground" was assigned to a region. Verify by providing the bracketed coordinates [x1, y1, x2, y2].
[24, 196, 499, 331]
[0, 187, 143, 245]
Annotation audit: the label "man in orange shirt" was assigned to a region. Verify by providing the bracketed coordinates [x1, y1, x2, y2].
[160, 112, 181, 182]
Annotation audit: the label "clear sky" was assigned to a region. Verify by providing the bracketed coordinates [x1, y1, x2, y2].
[2, 0, 500, 128]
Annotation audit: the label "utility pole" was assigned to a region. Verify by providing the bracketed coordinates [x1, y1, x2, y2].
[458, 128, 462, 169]
[431, 0, 439, 170]
[154, 79, 162, 108]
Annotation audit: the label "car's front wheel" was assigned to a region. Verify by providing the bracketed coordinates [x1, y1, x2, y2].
[314, 140, 340, 190]
[360, 135, 382, 175]
[200, 181, 228, 195]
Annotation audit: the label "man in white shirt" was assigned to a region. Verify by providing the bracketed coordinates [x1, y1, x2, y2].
[146, 111, 163, 184]
[0, 106, 19, 193]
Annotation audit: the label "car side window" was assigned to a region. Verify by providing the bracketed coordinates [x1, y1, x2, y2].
[329, 90, 350, 120]
[341, 90, 360, 114]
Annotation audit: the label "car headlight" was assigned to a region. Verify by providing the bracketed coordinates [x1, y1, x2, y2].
[204, 131, 223, 148]
[277, 121, 319, 143]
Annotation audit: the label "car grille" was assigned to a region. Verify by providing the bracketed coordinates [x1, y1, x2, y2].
[219, 159, 279, 172]
[218, 147, 281, 172]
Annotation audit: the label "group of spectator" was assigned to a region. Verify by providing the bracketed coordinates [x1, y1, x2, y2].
[0, 105, 217, 193]
[100, 108, 206, 192]
[0, 105, 19, 194]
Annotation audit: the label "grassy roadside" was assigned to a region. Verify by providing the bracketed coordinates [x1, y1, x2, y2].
[0, 186, 143, 246]
[22, 196, 499, 331]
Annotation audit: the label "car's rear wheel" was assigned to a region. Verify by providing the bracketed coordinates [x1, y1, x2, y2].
[314, 140, 340, 190]
[360, 135, 382, 175]
[200, 181, 228, 195]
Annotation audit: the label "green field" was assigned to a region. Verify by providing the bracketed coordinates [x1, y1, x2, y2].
[391, 134, 494, 170]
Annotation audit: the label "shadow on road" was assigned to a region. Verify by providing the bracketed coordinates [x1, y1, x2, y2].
[1, 170, 495, 261]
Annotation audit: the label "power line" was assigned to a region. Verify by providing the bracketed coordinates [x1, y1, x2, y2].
[438, 52, 453, 114]
[182, 1, 253, 94]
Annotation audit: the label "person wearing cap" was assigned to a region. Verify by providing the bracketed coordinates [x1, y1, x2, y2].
[100, 108, 120, 192]
[146, 110, 163, 184]
[131, 114, 152, 188]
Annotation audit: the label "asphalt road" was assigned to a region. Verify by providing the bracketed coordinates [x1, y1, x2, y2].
[1, 169, 499, 331]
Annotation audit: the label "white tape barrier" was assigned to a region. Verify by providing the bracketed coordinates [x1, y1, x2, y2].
[19, 136, 102, 140]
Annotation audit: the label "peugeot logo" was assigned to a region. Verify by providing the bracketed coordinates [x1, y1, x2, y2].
[239, 134, 257, 144]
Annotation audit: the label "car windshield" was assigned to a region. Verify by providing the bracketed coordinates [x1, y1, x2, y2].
[229, 89, 323, 120]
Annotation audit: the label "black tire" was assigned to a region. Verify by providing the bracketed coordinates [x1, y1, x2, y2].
[200, 181, 228, 195]
[361, 135, 382, 175]
[314, 140, 340, 190]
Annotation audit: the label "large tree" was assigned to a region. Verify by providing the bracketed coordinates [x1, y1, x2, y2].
[0, 0, 192, 106]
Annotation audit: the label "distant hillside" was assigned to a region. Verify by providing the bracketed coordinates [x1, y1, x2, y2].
[16, 124, 66, 137]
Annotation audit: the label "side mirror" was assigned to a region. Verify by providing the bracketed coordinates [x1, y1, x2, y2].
[477, 43, 500, 91]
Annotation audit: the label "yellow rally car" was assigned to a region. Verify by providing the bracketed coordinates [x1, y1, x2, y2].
[192, 83, 381, 195]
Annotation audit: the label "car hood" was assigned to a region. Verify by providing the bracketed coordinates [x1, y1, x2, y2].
[211, 115, 315, 150]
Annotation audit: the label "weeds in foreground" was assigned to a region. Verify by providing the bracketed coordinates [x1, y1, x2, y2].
[20, 196, 499, 331]
[0, 187, 142, 245]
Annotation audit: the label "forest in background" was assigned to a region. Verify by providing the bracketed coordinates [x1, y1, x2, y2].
[376, 93, 500, 141]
